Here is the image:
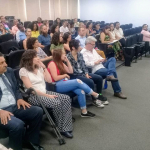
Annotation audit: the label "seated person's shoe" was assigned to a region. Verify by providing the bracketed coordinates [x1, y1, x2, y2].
[61, 131, 73, 138]
[114, 92, 127, 99]
[30, 143, 44, 150]
[81, 111, 96, 118]
[106, 75, 118, 82]
[97, 95, 109, 105]
[92, 100, 105, 108]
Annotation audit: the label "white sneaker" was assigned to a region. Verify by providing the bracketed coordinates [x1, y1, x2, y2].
[92, 100, 105, 108]
[101, 101, 109, 105]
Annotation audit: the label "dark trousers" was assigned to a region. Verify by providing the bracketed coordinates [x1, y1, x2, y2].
[0, 105, 43, 150]
[70, 73, 103, 93]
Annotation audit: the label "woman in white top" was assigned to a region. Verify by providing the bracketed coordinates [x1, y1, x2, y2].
[27, 37, 52, 61]
[19, 50, 73, 138]
[109, 23, 120, 40]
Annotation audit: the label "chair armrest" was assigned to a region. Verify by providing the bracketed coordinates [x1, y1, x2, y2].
[46, 82, 56, 92]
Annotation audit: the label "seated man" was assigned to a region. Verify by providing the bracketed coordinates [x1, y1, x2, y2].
[67, 39, 108, 105]
[60, 20, 69, 35]
[16, 23, 26, 42]
[0, 53, 44, 150]
[81, 36, 127, 99]
[141, 24, 150, 42]
[38, 25, 51, 48]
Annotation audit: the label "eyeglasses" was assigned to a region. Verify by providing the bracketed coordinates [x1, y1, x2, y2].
[89, 43, 95, 46]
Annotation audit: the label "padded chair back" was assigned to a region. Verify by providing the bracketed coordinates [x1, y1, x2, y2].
[6, 50, 25, 69]
[24, 21, 31, 28]
[43, 59, 51, 68]
[0, 34, 14, 43]
[43, 45, 51, 56]
[131, 34, 137, 45]
[18, 40, 24, 49]
[0, 40, 20, 54]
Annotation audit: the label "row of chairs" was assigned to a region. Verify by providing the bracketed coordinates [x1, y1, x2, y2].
[123, 27, 142, 37]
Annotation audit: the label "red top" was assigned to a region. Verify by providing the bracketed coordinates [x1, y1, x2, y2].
[47, 61, 60, 82]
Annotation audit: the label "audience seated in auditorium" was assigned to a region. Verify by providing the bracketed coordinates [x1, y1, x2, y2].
[11, 19, 19, 35]
[31, 22, 40, 38]
[93, 22, 101, 34]
[81, 36, 127, 99]
[27, 37, 52, 61]
[37, 17, 43, 27]
[100, 26, 123, 60]
[50, 32, 63, 53]
[54, 18, 62, 27]
[60, 20, 69, 35]
[75, 27, 86, 50]
[19, 50, 73, 138]
[16, 23, 26, 42]
[38, 25, 51, 48]
[23, 28, 31, 50]
[86, 22, 96, 37]
[69, 21, 76, 39]
[141, 24, 150, 42]
[50, 24, 59, 38]
[67, 39, 108, 105]
[47, 48, 105, 117]
[63, 32, 71, 53]
[0, 22, 11, 36]
[0, 53, 44, 150]
[73, 18, 79, 27]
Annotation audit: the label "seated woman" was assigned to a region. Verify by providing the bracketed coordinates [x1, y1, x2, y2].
[27, 37, 52, 61]
[37, 17, 43, 27]
[67, 39, 108, 105]
[54, 18, 62, 27]
[50, 24, 59, 38]
[109, 23, 120, 40]
[47, 48, 105, 117]
[86, 22, 96, 37]
[69, 21, 76, 39]
[100, 25, 123, 60]
[63, 32, 71, 53]
[31, 22, 40, 38]
[0, 22, 11, 35]
[141, 24, 150, 42]
[50, 32, 64, 53]
[93, 22, 101, 34]
[23, 28, 32, 50]
[19, 50, 73, 138]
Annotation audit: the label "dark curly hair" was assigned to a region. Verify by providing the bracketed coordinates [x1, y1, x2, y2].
[30, 22, 38, 31]
[27, 37, 37, 49]
[20, 50, 38, 72]
[51, 32, 62, 46]
[69, 39, 80, 51]
[63, 32, 71, 44]
[51, 24, 58, 34]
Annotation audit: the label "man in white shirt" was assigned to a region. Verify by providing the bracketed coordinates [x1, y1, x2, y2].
[114, 22, 126, 47]
[81, 36, 127, 99]
[60, 20, 69, 35]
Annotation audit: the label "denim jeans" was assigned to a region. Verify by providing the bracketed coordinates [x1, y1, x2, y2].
[56, 79, 93, 109]
[70, 73, 103, 93]
[95, 57, 121, 93]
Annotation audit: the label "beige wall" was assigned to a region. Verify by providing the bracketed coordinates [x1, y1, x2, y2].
[0, 0, 78, 22]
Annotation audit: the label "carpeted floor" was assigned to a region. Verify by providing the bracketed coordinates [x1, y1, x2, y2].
[1, 57, 150, 150]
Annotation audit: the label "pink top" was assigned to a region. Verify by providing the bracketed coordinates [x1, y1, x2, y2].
[12, 25, 18, 34]
[141, 30, 150, 41]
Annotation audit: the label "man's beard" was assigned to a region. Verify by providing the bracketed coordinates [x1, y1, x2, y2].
[43, 32, 48, 36]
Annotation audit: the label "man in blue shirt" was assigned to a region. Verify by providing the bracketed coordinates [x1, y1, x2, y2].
[38, 25, 51, 48]
[16, 23, 26, 42]
[75, 27, 86, 50]
[0, 53, 44, 150]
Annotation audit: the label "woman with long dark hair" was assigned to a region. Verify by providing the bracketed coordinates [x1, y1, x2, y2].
[31, 22, 39, 38]
[19, 50, 73, 138]
[50, 24, 59, 38]
[47, 49, 105, 118]
[63, 32, 71, 53]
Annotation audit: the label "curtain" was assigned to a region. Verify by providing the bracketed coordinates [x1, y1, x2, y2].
[0, 0, 78, 22]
